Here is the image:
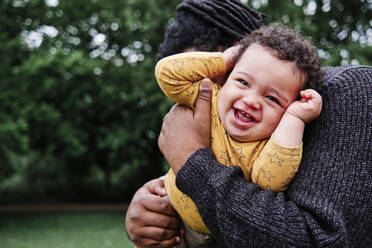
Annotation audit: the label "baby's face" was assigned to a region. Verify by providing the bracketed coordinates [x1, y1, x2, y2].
[217, 44, 304, 142]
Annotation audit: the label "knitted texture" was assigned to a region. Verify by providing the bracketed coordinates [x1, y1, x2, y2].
[176, 65, 372, 247]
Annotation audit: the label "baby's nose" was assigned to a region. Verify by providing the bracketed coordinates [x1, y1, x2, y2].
[242, 95, 261, 110]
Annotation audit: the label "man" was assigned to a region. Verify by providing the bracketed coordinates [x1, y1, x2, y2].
[126, 0, 372, 247]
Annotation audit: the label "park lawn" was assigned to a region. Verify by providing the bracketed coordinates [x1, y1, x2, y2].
[0, 211, 134, 248]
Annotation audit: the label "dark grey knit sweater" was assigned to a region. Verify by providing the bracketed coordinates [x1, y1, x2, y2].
[176, 65, 372, 247]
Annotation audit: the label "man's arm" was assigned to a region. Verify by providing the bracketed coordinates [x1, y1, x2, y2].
[178, 149, 348, 247]
[160, 66, 372, 247]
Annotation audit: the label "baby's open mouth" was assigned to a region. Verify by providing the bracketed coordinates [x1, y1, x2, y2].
[234, 109, 255, 123]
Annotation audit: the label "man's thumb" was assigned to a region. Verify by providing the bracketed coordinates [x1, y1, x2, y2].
[194, 78, 212, 121]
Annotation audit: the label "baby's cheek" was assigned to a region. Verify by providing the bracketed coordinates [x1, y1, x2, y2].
[269, 111, 284, 128]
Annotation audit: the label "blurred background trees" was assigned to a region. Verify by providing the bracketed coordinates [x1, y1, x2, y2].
[0, 0, 370, 203]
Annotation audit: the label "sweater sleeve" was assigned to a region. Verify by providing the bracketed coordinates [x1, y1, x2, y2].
[176, 66, 372, 247]
[155, 52, 225, 109]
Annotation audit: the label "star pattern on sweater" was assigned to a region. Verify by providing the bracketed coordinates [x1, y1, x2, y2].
[211, 114, 219, 130]
[186, 89, 195, 96]
[188, 57, 199, 66]
[200, 56, 214, 69]
[183, 202, 191, 210]
[178, 193, 192, 209]
[173, 60, 185, 73]
[290, 165, 298, 175]
[189, 72, 200, 82]
[290, 149, 301, 159]
[234, 147, 247, 161]
[261, 168, 275, 182]
[219, 151, 231, 165]
[270, 153, 284, 167]
[281, 177, 293, 186]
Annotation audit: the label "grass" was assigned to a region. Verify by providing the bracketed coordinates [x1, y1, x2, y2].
[0, 211, 134, 248]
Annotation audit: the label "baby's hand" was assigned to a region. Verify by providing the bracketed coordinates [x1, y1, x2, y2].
[286, 89, 322, 123]
[222, 44, 242, 72]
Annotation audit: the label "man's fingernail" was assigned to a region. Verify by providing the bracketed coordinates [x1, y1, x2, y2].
[175, 236, 180, 243]
[161, 187, 166, 195]
[200, 80, 211, 90]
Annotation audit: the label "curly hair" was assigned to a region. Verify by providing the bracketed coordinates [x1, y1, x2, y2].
[237, 24, 323, 88]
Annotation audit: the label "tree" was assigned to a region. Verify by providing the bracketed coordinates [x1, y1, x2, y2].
[256, 0, 371, 65]
[0, 0, 179, 202]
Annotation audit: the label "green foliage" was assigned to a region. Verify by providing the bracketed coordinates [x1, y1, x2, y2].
[0, 0, 370, 203]
[255, 0, 371, 66]
[0, 0, 180, 202]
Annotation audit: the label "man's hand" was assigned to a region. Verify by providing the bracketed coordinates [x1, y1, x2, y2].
[126, 179, 182, 248]
[158, 79, 213, 174]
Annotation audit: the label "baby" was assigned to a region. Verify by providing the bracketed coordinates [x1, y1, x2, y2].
[155, 25, 323, 237]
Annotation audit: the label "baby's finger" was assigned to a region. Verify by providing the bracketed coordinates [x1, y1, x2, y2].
[299, 91, 309, 100]
[301, 89, 315, 98]
[307, 90, 322, 104]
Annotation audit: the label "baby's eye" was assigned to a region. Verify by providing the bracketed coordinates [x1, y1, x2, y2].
[238, 80, 248, 86]
[266, 96, 280, 105]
